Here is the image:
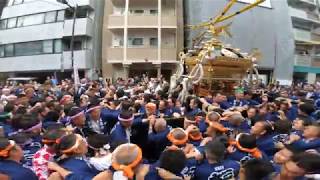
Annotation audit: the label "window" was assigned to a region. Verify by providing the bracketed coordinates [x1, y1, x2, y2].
[0, 20, 7, 30]
[7, 0, 14, 6]
[65, 8, 88, 19]
[15, 41, 42, 56]
[77, 8, 88, 18]
[0, 46, 4, 57]
[150, 38, 158, 46]
[1, 39, 63, 57]
[7, 18, 17, 28]
[17, 13, 44, 27]
[13, 0, 23, 5]
[129, 38, 143, 46]
[45, 11, 57, 23]
[43, 40, 53, 53]
[54, 39, 62, 53]
[57, 10, 64, 21]
[63, 38, 84, 51]
[4, 44, 14, 57]
[150, 10, 158, 15]
[134, 10, 144, 14]
[2, 10, 62, 30]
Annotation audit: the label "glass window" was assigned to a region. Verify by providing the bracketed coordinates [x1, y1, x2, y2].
[43, 40, 53, 53]
[17, 13, 44, 27]
[0, 46, 4, 57]
[77, 8, 88, 18]
[15, 41, 42, 56]
[74, 40, 83, 50]
[0, 20, 7, 30]
[7, 18, 17, 28]
[54, 39, 62, 53]
[7, 0, 14, 6]
[5, 44, 14, 57]
[17, 17, 24, 27]
[134, 10, 144, 14]
[13, 0, 23, 5]
[45, 11, 57, 23]
[57, 10, 64, 21]
[131, 38, 143, 46]
[150, 10, 158, 15]
[150, 38, 158, 46]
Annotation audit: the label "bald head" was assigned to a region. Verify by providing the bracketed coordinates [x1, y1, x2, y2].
[229, 113, 244, 126]
[172, 129, 187, 140]
[207, 112, 220, 122]
[113, 144, 141, 165]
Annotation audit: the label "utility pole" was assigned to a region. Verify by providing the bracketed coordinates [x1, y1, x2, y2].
[58, 0, 80, 92]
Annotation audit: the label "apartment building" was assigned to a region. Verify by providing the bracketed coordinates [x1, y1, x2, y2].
[102, 0, 184, 80]
[289, 0, 320, 83]
[0, 0, 104, 80]
[184, 0, 295, 84]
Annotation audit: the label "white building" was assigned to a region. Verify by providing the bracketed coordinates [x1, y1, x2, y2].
[0, 0, 104, 80]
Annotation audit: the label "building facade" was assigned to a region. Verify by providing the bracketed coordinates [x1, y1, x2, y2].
[289, 0, 320, 83]
[0, 0, 104, 80]
[184, 0, 295, 84]
[0, 1, 6, 15]
[102, 0, 184, 80]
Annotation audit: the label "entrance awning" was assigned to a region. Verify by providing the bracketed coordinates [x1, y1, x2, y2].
[294, 66, 320, 74]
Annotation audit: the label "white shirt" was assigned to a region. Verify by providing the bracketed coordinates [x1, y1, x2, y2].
[90, 119, 102, 134]
[89, 154, 112, 171]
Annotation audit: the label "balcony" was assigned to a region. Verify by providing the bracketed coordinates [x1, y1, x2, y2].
[162, 16, 177, 28]
[64, 18, 93, 37]
[294, 54, 312, 66]
[0, 50, 92, 72]
[161, 48, 177, 62]
[293, 28, 320, 42]
[75, 0, 95, 9]
[62, 50, 93, 69]
[106, 47, 123, 63]
[108, 15, 124, 28]
[127, 48, 158, 62]
[106, 47, 178, 64]
[294, 28, 311, 41]
[0, 22, 64, 44]
[289, 7, 320, 24]
[312, 58, 320, 66]
[108, 15, 177, 28]
[288, 0, 317, 10]
[128, 15, 158, 27]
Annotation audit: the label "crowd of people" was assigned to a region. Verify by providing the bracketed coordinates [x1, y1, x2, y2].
[0, 75, 319, 180]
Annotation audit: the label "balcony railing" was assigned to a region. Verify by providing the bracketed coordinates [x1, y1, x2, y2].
[293, 28, 320, 42]
[161, 48, 177, 62]
[108, 15, 124, 28]
[128, 15, 158, 27]
[294, 54, 312, 66]
[289, 7, 320, 23]
[127, 48, 158, 61]
[64, 18, 93, 37]
[106, 47, 123, 62]
[300, 0, 316, 5]
[294, 28, 311, 41]
[106, 47, 178, 63]
[108, 14, 177, 28]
